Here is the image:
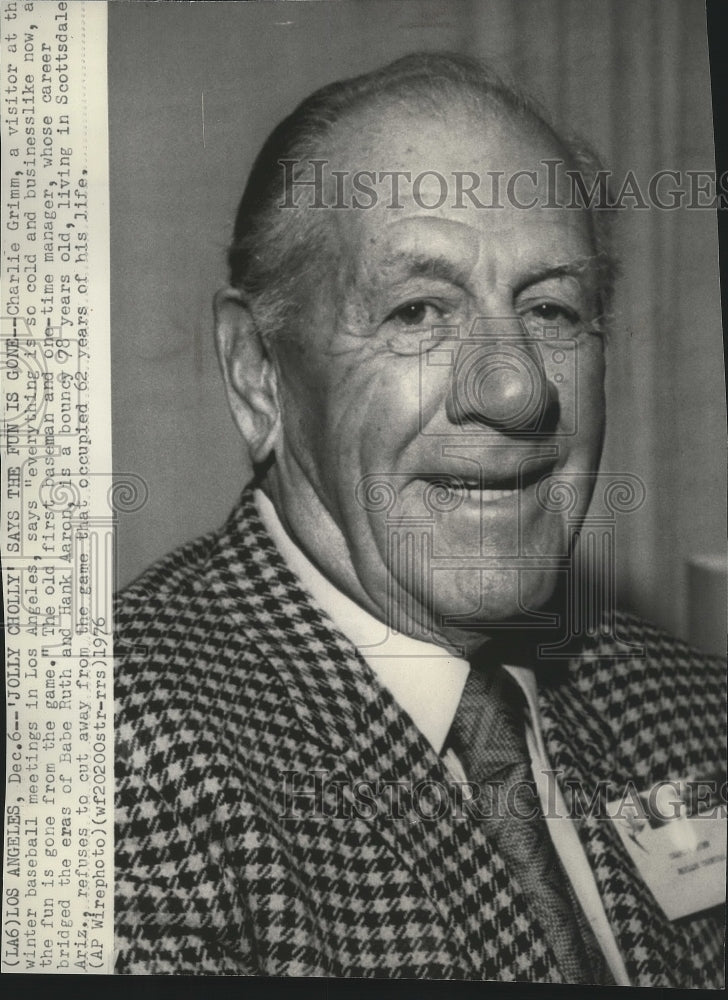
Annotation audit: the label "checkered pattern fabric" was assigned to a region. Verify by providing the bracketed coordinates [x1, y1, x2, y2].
[114, 490, 725, 982]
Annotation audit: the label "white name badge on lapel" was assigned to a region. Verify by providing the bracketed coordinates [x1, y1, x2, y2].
[606, 777, 727, 920]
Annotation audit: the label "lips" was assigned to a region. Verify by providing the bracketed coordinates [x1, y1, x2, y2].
[420, 460, 554, 495]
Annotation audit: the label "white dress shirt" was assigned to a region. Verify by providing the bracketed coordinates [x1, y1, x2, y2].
[255, 489, 630, 984]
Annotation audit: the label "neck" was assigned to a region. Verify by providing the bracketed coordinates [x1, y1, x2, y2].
[259, 471, 493, 658]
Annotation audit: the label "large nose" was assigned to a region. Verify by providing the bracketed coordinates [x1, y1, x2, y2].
[445, 321, 560, 435]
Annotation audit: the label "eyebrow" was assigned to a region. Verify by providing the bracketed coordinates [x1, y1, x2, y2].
[378, 250, 473, 288]
[514, 258, 599, 294]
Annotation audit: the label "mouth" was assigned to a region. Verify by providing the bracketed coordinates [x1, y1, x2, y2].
[450, 485, 516, 503]
[420, 464, 551, 505]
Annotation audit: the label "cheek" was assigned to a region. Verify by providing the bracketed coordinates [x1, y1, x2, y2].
[281, 378, 327, 447]
[276, 353, 343, 483]
[339, 359, 424, 462]
[572, 342, 606, 434]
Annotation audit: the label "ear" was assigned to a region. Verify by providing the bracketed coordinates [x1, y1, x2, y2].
[213, 287, 280, 464]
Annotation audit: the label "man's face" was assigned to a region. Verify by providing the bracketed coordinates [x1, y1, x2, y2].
[268, 103, 606, 653]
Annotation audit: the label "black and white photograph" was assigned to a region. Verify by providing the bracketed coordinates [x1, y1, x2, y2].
[2, 0, 726, 987]
[109, 0, 725, 984]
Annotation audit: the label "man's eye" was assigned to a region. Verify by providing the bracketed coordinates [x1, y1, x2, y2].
[388, 301, 438, 327]
[522, 302, 580, 335]
[530, 303, 577, 322]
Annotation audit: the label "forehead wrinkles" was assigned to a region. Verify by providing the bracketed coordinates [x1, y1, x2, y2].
[315, 128, 599, 329]
[375, 217, 481, 272]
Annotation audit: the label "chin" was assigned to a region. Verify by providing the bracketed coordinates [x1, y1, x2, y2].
[428, 568, 561, 635]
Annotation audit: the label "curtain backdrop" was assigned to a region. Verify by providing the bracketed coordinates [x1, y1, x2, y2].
[109, 0, 725, 648]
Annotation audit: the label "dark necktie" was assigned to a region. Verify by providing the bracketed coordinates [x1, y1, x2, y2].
[446, 663, 608, 984]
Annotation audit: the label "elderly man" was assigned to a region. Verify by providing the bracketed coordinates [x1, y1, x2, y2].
[114, 54, 724, 983]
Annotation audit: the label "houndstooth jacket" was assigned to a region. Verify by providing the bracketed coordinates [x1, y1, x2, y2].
[114, 489, 725, 983]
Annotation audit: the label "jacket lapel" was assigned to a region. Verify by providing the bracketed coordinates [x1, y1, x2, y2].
[337, 683, 565, 982]
[206, 491, 564, 982]
[539, 669, 719, 988]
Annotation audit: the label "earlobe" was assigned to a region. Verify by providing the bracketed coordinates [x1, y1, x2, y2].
[213, 287, 280, 464]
